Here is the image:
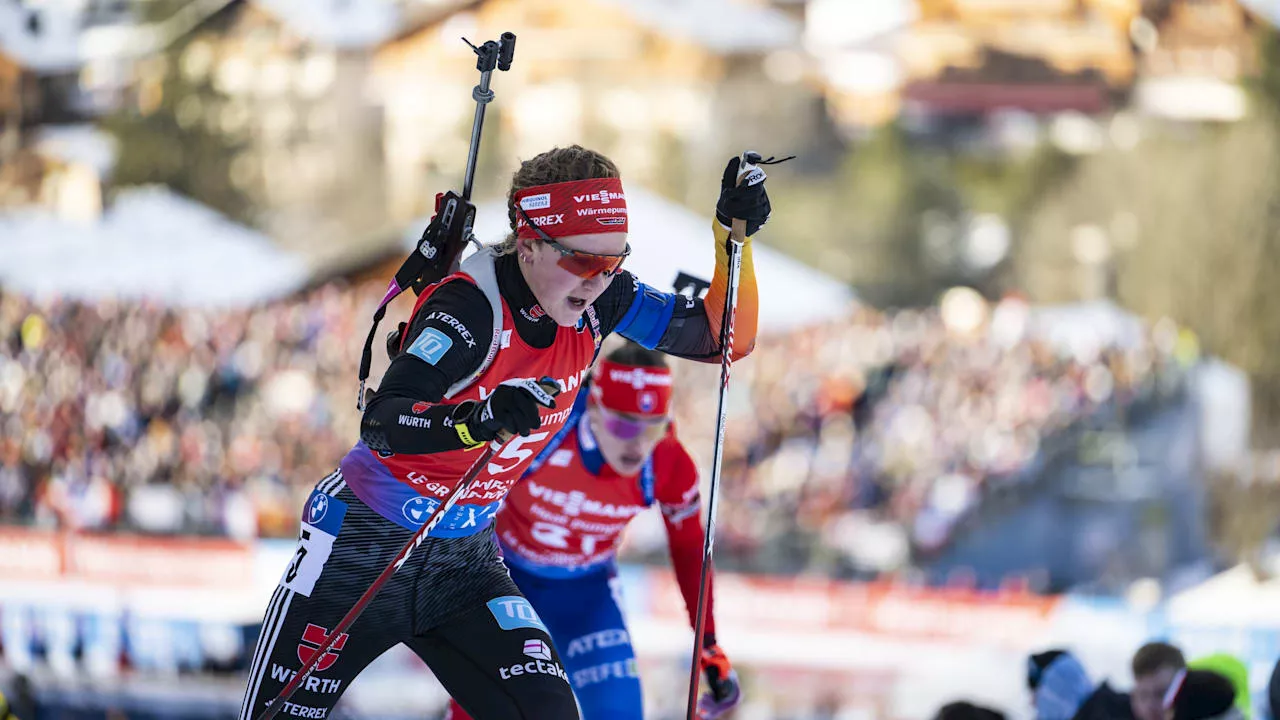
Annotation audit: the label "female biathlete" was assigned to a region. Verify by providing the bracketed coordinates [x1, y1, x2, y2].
[238, 145, 769, 720]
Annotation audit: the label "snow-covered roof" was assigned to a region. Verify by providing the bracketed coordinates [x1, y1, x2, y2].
[34, 124, 119, 178]
[1241, 0, 1279, 27]
[596, 0, 799, 54]
[804, 0, 914, 52]
[0, 186, 308, 307]
[252, 0, 406, 49]
[0, 0, 87, 72]
[403, 185, 854, 333]
[0, 0, 447, 72]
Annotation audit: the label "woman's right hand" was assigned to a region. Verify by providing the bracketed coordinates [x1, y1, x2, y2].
[453, 378, 559, 446]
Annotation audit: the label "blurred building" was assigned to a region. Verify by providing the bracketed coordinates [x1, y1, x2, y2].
[0, 1, 72, 138]
[901, 0, 1139, 132]
[808, 0, 1268, 137]
[0, 0, 477, 269]
[123, 0, 470, 268]
[0, 1, 208, 209]
[807, 0, 1141, 138]
[0, 98, 110, 215]
[802, 0, 916, 132]
[373, 0, 805, 224]
[0, 0, 149, 123]
[1134, 0, 1261, 121]
[0, 48, 32, 161]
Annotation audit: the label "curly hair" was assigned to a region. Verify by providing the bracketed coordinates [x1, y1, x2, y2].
[494, 145, 620, 255]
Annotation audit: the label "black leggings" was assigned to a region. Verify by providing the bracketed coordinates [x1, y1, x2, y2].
[238, 471, 580, 720]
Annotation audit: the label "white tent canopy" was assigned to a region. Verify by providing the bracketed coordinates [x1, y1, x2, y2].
[405, 186, 854, 333]
[0, 186, 308, 307]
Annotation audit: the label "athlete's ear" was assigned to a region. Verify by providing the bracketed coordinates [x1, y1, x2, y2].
[516, 235, 537, 262]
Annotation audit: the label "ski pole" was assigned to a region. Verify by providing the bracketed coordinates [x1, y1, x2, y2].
[256, 382, 557, 720]
[683, 151, 764, 720]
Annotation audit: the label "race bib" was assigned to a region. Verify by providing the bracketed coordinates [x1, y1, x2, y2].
[280, 489, 348, 597]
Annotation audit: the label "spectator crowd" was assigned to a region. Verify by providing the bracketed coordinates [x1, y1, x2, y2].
[930, 639, 1264, 720]
[0, 282, 373, 540]
[663, 300, 1190, 577]
[0, 278, 1190, 576]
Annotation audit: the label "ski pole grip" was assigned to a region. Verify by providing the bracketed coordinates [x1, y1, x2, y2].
[736, 150, 764, 188]
[492, 377, 562, 446]
[498, 32, 516, 71]
[536, 376, 562, 398]
[730, 150, 765, 244]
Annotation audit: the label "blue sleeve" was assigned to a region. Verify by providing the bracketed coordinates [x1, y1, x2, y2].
[615, 282, 678, 350]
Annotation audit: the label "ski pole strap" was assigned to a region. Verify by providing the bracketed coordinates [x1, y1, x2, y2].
[753, 155, 795, 165]
[585, 305, 603, 362]
[356, 223, 445, 410]
[357, 279, 406, 411]
[357, 306, 385, 411]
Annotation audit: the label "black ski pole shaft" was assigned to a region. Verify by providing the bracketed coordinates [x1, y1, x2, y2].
[683, 151, 759, 720]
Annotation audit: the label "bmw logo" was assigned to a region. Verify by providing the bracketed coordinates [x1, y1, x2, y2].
[308, 494, 329, 524]
[639, 392, 656, 413]
[402, 496, 439, 525]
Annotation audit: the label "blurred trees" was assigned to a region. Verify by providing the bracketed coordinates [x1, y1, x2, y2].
[765, 24, 1280, 442]
[1018, 25, 1280, 442]
[766, 124, 1074, 307]
[101, 0, 253, 224]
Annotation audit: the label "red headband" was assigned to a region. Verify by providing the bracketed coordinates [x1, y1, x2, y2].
[513, 178, 628, 240]
[592, 360, 672, 417]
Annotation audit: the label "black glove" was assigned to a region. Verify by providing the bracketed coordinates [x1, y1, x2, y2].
[715, 155, 771, 237]
[698, 644, 742, 718]
[453, 378, 558, 447]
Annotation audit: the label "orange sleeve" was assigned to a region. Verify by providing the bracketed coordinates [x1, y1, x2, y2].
[703, 220, 759, 361]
